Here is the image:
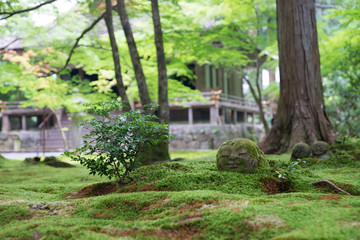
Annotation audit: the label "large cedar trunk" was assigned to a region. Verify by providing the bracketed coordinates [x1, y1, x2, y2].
[104, 0, 130, 111]
[116, 0, 151, 106]
[259, 0, 335, 153]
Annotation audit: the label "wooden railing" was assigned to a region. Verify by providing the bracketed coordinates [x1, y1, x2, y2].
[170, 91, 258, 109]
[0, 101, 22, 112]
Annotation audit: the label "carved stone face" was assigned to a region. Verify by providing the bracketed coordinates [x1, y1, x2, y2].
[216, 138, 269, 173]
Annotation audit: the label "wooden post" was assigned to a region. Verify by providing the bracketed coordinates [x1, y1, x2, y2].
[21, 116, 26, 130]
[223, 71, 228, 95]
[221, 108, 226, 124]
[233, 110, 237, 124]
[244, 112, 248, 124]
[2, 114, 10, 132]
[188, 107, 193, 125]
[211, 66, 217, 89]
[210, 106, 218, 124]
[205, 64, 211, 89]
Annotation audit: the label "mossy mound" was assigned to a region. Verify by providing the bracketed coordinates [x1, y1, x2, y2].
[24, 157, 41, 165]
[43, 157, 75, 168]
[291, 143, 311, 160]
[216, 138, 269, 173]
[312, 141, 329, 156]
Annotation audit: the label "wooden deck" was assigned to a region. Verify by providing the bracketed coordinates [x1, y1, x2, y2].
[169, 91, 262, 125]
[0, 94, 263, 152]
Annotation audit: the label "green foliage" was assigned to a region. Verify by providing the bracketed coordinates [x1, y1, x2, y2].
[273, 158, 307, 180]
[0, 205, 31, 226]
[319, 3, 360, 137]
[65, 100, 174, 183]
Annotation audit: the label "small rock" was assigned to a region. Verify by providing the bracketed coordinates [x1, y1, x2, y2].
[314, 153, 331, 160]
[33, 231, 40, 240]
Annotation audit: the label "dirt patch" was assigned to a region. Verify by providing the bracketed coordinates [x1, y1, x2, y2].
[318, 195, 341, 201]
[119, 183, 174, 193]
[122, 225, 202, 240]
[65, 182, 120, 199]
[261, 178, 292, 195]
[88, 225, 202, 240]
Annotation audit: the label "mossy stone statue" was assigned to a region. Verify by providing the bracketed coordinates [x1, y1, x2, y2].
[312, 141, 329, 156]
[291, 143, 311, 160]
[216, 138, 269, 173]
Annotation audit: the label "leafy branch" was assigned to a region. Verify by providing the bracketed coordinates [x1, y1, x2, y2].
[0, 0, 57, 20]
[57, 12, 106, 74]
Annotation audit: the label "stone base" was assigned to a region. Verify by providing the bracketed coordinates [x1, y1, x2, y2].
[169, 124, 265, 150]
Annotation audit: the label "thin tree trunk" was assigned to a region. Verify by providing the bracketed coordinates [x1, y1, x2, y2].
[259, 0, 335, 153]
[254, 61, 269, 135]
[151, 0, 169, 125]
[242, 65, 270, 135]
[52, 109, 69, 151]
[104, 0, 130, 111]
[138, 0, 171, 163]
[116, 0, 151, 106]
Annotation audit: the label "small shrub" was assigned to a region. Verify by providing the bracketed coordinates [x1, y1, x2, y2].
[274, 158, 307, 180]
[65, 100, 174, 184]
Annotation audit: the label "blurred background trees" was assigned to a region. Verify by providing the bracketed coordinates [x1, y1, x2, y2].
[1, 0, 359, 152]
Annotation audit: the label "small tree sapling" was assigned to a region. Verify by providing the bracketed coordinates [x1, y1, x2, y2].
[65, 100, 174, 184]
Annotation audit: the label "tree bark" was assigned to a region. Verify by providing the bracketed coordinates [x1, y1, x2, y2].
[243, 61, 270, 135]
[151, 0, 169, 125]
[259, 0, 335, 153]
[104, 0, 130, 111]
[141, 0, 170, 162]
[116, 0, 151, 106]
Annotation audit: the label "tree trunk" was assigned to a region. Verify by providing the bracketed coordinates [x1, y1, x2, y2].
[116, 0, 151, 106]
[243, 61, 270, 135]
[138, 0, 171, 163]
[104, 0, 130, 111]
[151, 0, 169, 125]
[259, 0, 335, 154]
[52, 109, 69, 151]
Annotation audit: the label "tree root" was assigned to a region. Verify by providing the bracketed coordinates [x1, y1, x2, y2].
[312, 180, 351, 195]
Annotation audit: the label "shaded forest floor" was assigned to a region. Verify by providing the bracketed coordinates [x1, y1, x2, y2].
[0, 142, 359, 240]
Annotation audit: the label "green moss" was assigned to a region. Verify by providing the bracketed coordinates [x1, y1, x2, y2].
[0, 147, 359, 240]
[0, 205, 32, 226]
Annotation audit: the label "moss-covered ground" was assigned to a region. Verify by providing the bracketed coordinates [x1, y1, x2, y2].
[0, 143, 359, 240]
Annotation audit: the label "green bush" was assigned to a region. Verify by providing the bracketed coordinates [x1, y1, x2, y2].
[65, 100, 174, 184]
